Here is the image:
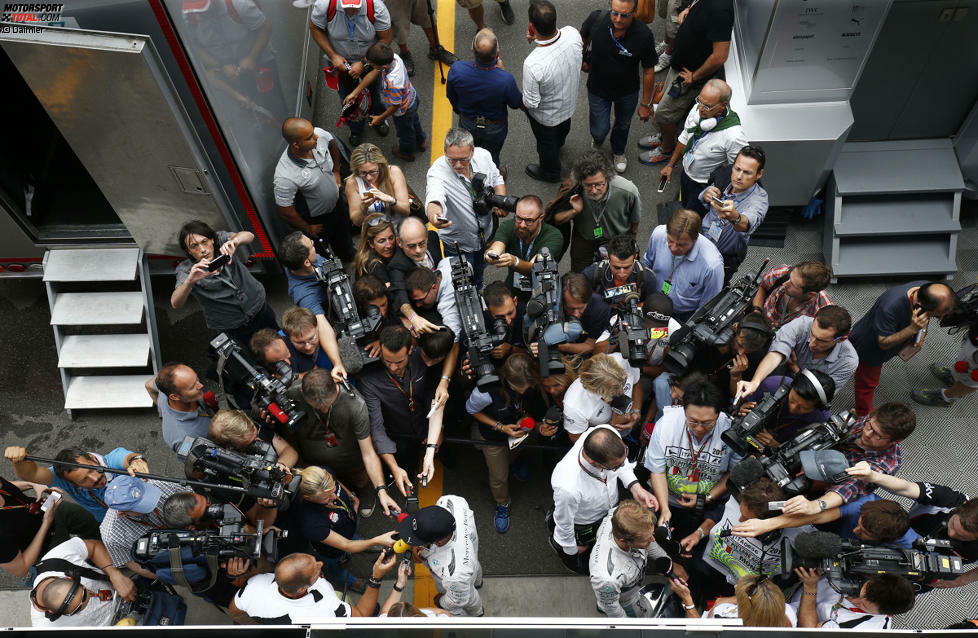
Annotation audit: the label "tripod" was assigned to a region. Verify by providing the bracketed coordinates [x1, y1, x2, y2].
[425, 0, 448, 84]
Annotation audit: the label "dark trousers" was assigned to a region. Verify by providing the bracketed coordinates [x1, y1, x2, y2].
[680, 172, 710, 217]
[721, 245, 749, 286]
[295, 192, 355, 261]
[458, 116, 507, 167]
[569, 233, 598, 273]
[527, 115, 571, 180]
[546, 509, 597, 575]
[587, 90, 639, 155]
[392, 95, 427, 155]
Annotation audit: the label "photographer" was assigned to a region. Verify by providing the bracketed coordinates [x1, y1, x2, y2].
[425, 127, 507, 288]
[793, 568, 916, 629]
[145, 363, 215, 453]
[582, 234, 657, 307]
[736, 305, 857, 400]
[736, 371, 835, 446]
[753, 261, 833, 330]
[208, 409, 299, 473]
[683, 311, 772, 401]
[485, 195, 564, 303]
[466, 352, 546, 534]
[644, 381, 737, 539]
[561, 273, 613, 356]
[563, 353, 642, 444]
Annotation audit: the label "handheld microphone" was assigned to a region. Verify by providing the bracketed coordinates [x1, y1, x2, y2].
[652, 556, 674, 575]
[654, 525, 682, 556]
[203, 391, 219, 410]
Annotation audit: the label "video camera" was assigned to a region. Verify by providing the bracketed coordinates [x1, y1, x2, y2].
[524, 248, 582, 377]
[664, 259, 770, 375]
[782, 531, 965, 595]
[729, 410, 857, 497]
[210, 333, 306, 432]
[940, 283, 978, 329]
[450, 244, 506, 390]
[134, 519, 284, 565]
[722, 380, 792, 456]
[471, 172, 519, 217]
[313, 242, 384, 374]
[177, 436, 298, 505]
[615, 292, 649, 367]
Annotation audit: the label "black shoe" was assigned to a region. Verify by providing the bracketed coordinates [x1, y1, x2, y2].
[498, 0, 514, 24]
[401, 49, 416, 77]
[375, 119, 391, 137]
[428, 45, 458, 65]
[349, 132, 362, 147]
[525, 163, 560, 183]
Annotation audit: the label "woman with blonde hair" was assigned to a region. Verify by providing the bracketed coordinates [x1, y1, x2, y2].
[353, 213, 397, 279]
[562, 352, 641, 443]
[344, 143, 413, 226]
[706, 574, 796, 626]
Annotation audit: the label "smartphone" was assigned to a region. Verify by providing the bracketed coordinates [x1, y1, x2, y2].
[487, 251, 500, 260]
[41, 491, 62, 512]
[436, 215, 449, 224]
[657, 176, 668, 193]
[710, 195, 725, 205]
[207, 253, 230, 271]
[767, 501, 786, 511]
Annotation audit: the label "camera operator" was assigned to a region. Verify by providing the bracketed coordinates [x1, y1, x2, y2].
[171, 220, 277, 346]
[359, 326, 445, 495]
[405, 264, 463, 401]
[481, 281, 525, 362]
[208, 409, 299, 474]
[845, 461, 978, 588]
[4, 445, 149, 523]
[736, 371, 835, 446]
[426, 127, 508, 288]
[550, 426, 657, 575]
[551, 151, 642, 272]
[793, 568, 915, 629]
[145, 363, 215, 452]
[643, 381, 738, 540]
[641, 208, 724, 322]
[736, 305, 857, 400]
[563, 353, 642, 444]
[296, 369, 402, 518]
[753, 261, 833, 330]
[250, 328, 304, 377]
[582, 234, 657, 308]
[485, 195, 564, 303]
[781, 403, 917, 518]
[561, 272, 613, 356]
[589, 500, 681, 618]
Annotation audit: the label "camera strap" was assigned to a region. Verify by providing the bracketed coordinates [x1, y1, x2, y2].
[166, 537, 219, 594]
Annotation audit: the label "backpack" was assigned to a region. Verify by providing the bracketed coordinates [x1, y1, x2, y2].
[115, 578, 187, 626]
[325, 0, 375, 23]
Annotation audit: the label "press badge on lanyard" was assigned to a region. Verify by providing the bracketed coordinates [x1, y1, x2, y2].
[609, 27, 632, 56]
[708, 221, 723, 242]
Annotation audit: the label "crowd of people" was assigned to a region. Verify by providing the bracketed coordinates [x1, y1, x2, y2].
[4, 0, 978, 630]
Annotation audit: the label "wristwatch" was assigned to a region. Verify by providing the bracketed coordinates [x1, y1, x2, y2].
[817, 499, 827, 512]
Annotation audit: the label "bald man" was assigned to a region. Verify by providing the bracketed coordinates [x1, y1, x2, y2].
[273, 117, 354, 261]
[389, 216, 442, 333]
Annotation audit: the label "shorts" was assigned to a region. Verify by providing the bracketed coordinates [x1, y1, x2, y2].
[456, 0, 482, 9]
[387, 0, 432, 44]
[664, 0, 685, 39]
[654, 64, 701, 125]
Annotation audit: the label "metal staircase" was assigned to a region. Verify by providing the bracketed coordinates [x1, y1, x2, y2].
[43, 247, 161, 417]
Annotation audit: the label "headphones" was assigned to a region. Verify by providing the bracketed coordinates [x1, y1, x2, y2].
[738, 316, 774, 336]
[32, 574, 84, 621]
[697, 107, 728, 132]
[799, 368, 830, 409]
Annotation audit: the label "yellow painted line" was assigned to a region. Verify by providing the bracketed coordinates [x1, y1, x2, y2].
[412, 459, 445, 609]
[426, 0, 456, 260]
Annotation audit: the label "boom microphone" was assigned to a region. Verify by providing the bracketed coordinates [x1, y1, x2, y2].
[794, 531, 844, 559]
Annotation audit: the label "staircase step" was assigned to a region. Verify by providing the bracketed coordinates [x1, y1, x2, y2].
[59, 334, 150, 368]
[50, 292, 144, 325]
[835, 195, 960, 237]
[44, 248, 140, 282]
[834, 140, 965, 195]
[833, 239, 956, 277]
[64, 375, 154, 410]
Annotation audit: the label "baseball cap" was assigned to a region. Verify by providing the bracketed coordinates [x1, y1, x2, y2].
[397, 505, 456, 545]
[104, 475, 162, 514]
[800, 450, 849, 483]
[339, 0, 364, 7]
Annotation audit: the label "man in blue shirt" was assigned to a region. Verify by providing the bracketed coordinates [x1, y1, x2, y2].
[641, 208, 724, 322]
[445, 28, 522, 167]
[144, 362, 215, 452]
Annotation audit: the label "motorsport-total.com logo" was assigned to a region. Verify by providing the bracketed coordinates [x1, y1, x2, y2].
[1, 3, 64, 32]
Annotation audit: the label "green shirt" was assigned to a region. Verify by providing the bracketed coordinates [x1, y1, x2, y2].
[492, 218, 565, 301]
[574, 175, 642, 240]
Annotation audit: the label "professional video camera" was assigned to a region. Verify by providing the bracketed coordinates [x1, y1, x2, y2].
[664, 259, 770, 374]
[134, 518, 283, 568]
[729, 410, 857, 497]
[313, 242, 384, 374]
[449, 245, 506, 390]
[940, 283, 978, 329]
[210, 332, 306, 432]
[177, 436, 298, 505]
[782, 531, 965, 595]
[471, 172, 519, 217]
[722, 380, 792, 456]
[524, 248, 582, 377]
[615, 292, 649, 367]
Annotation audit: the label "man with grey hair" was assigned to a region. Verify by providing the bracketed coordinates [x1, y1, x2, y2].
[446, 28, 522, 168]
[426, 127, 508, 287]
[653, 79, 747, 217]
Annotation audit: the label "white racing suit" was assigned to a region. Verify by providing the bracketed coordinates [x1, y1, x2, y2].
[588, 511, 670, 618]
[420, 495, 483, 616]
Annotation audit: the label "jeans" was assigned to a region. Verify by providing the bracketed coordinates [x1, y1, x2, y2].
[337, 71, 384, 136]
[652, 372, 673, 423]
[392, 95, 427, 155]
[587, 90, 639, 155]
[458, 116, 507, 167]
[443, 242, 486, 289]
[527, 114, 571, 180]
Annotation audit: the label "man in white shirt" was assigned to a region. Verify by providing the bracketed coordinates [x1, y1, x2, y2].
[522, 0, 582, 183]
[550, 425, 658, 574]
[793, 568, 916, 629]
[400, 495, 484, 616]
[426, 127, 508, 287]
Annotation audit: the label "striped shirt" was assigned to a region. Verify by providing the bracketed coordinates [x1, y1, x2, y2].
[522, 26, 583, 126]
[380, 53, 416, 116]
[759, 264, 832, 330]
[828, 418, 902, 504]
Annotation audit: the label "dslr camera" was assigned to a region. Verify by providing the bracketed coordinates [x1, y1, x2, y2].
[471, 172, 519, 217]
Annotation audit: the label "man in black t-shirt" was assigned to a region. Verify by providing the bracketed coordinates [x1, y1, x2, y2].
[580, 0, 656, 174]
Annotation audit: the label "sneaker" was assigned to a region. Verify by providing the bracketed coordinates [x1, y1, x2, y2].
[654, 52, 672, 73]
[655, 40, 668, 56]
[428, 45, 458, 65]
[494, 504, 511, 533]
[613, 154, 627, 174]
[375, 119, 391, 137]
[358, 488, 376, 518]
[639, 148, 671, 165]
[930, 363, 955, 387]
[912, 388, 954, 407]
[511, 457, 530, 482]
[400, 49, 416, 77]
[498, 0, 514, 25]
[638, 134, 662, 150]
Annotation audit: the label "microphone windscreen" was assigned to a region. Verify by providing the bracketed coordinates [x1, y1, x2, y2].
[730, 457, 765, 487]
[203, 391, 219, 410]
[337, 335, 364, 376]
[794, 531, 843, 559]
[653, 526, 681, 556]
[652, 556, 673, 574]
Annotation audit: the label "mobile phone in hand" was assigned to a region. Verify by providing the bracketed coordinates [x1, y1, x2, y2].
[41, 491, 62, 512]
[436, 215, 449, 224]
[710, 195, 725, 205]
[207, 253, 230, 271]
[657, 176, 668, 193]
[768, 501, 786, 511]
[487, 252, 500, 260]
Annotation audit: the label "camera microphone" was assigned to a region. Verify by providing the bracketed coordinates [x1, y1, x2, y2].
[730, 457, 765, 488]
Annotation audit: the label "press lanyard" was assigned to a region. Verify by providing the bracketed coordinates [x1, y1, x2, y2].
[578, 451, 607, 484]
[386, 370, 416, 412]
[343, 12, 359, 43]
[0, 488, 29, 511]
[608, 26, 631, 56]
[519, 234, 537, 261]
[684, 426, 713, 482]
